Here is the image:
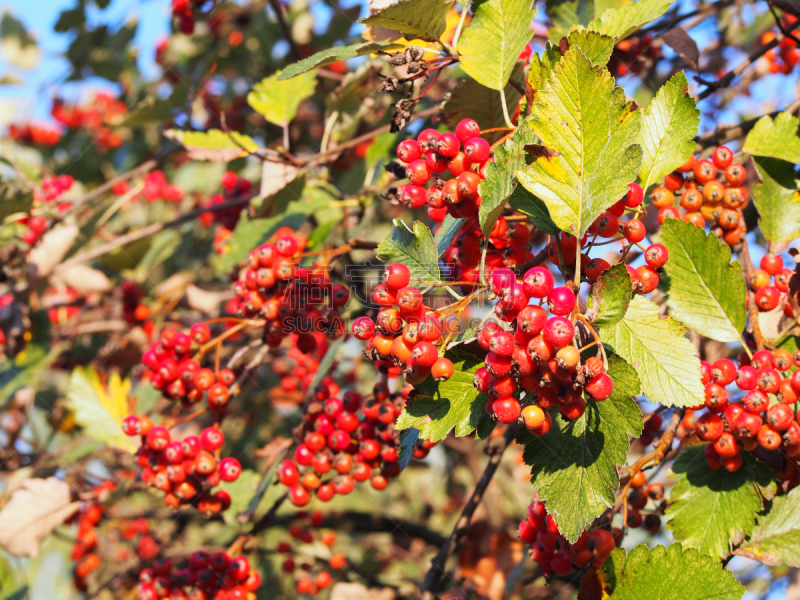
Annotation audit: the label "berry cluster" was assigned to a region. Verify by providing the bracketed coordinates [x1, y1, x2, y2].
[651, 146, 748, 246]
[518, 499, 616, 577]
[71, 481, 116, 592]
[442, 216, 533, 284]
[51, 92, 126, 150]
[271, 338, 339, 398]
[276, 513, 348, 596]
[111, 170, 185, 203]
[123, 418, 241, 513]
[233, 228, 349, 346]
[392, 118, 492, 223]
[547, 183, 670, 292]
[750, 253, 795, 316]
[621, 471, 666, 534]
[353, 263, 454, 384]
[7, 122, 61, 146]
[609, 34, 662, 78]
[136, 550, 261, 600]
[695, 350, 800, 475]
[762, 16, 799, 75]
[121, 280, 155, 335]
[474, 268, 614, 428]
[17, 174, 75, 246]
[277, 383, 411, 507]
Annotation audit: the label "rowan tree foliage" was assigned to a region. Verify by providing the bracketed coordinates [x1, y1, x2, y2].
[2, 0, 800, 598]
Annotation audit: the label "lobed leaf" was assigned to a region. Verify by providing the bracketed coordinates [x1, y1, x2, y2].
[396, 349, 494, 442]
[248, 70, 318, 126]
[164, 129, 259, 162]
[359, 0, 452, 42]
[666, 445, 776, 560]
[278, 41, 405, 79]
[751, 157, 800, 243]
[734, 486, 800, 567]
[458, 0, 536, 91]
[743, 111, 800, 164]
[637, 71, 700, 192]
[589, 0, 672, 41]
[520, 354, 642, 542]
[567, 27, 615, 66]
[599, 295, 704, 408]
[376, 219, 441, 283]
[659, 218, 746, 343]
[586, 543, 745, 599]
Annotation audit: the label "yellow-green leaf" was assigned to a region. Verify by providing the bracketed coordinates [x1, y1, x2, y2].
[248, 70, 318, 126]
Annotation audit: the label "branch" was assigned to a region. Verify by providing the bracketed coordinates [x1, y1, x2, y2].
[52, 197, 252, 275]
[696, 18, 800, 100]
[694, 97, 800, 151]
[420, 423, 520, 597]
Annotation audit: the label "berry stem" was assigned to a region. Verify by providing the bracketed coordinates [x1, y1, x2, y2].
[451, 1, 471, 51]
[499, 88, 514, 129]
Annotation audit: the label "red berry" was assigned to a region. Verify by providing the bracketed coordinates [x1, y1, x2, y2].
[625, 182, 644, 208]
[455, 118, 480, 143]
[712, 145, 734, 169]
[396, 139, 421, 163]
[463, 137, 490, 163]
[644, 244, 668, 269]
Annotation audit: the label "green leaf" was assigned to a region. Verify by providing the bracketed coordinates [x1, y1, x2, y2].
[164, 129, 259, 162]
[589, 0, 672, 40]
[396, 349, 494, 442]
[213, 211, 310, 274]
[479, 125, 536, 237]
[599, 295, 704, 408]
[520, 354, 642, 542]
[588, 263, 633, 328]
[138, 230, 182, 271]
[115, 96, 173, 127]
[376, 219, 441, 283]
[507, 187, 560, 235]
[751, 157, 800, 243]
[365, 132, 398, 169]
[248, 70, 317, 126]
[516, 46, 642, 238]
[434, 214, 463, 257]
[458, 0, 536, 91]
[659, 219, 747, 343]
[567, 27, 615, 66]
[743, 111, 800, 164]
[398, 428, 421, 471]
[594, 544, 745, 600]
[66, 367, 136, 452]
[734, 486, 800, 567]
[220, 470, 262, 525]
[666, 445, 776, 560]
[546, 0, 593, 42]
[443, 64, 524, 141]
[637, 71, 700, 191]
[0, 343, 54, 403]
[527, 42, 559, 94]
[0, 13, 39, 70]
[278, 41, 406, 80]
[359, 0, 452, 42]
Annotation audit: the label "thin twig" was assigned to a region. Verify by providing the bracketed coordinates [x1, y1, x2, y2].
[420, 423, 520, 597]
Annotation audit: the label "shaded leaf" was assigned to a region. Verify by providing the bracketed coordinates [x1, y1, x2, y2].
[396, 349, 494, 441]
[666, 445, 776, 560]
[507, 186, 560, 234]
[248, 70, 318, 126]
[0, 477, 80, 558]
[637, 71, 699, 192]
[434, 214, 463, 257]
[588, 263, 633, 328]
[743, 111, 800, 164]
[278, 41, 405, 79]
[516, 46, 642, 238]
[599, 295, 704, 408]
[589, 0, 672, 40]
[458, 0, 536, 91]
[164, 129, 259, 162]
[659, 219, 746, 343]
[360, 0, 453, 42]
[589, 544, 744, 600]
[751, 157, 800, 244]
[398, 427, 421, 470]
[220, 469, 261, 525]
[734, 486, 800, 567]
[479, 125, 536, 238]
[546, 0, 593, 41]
[520, 354, 641, 542]
[0, 13, 39, 69]
[376, 219, 441, 282]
